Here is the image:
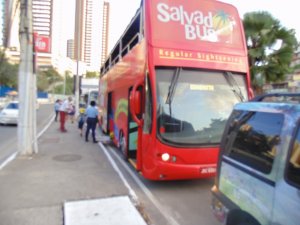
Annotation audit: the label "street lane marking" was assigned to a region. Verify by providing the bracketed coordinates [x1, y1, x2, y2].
[37, 114, 55, 139]
[0, 152, 18, 170]
[98, 142, 139, 203]
[98, 142, 181, 225]
[0, 114, 55, 170]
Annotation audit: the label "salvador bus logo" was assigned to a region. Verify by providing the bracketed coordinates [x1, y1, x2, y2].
[212, 10, 235, 42]
[156, 3, 236, 43]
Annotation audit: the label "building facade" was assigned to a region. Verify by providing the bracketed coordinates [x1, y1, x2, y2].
[101, 1, 109, 67]
[2, 0, 74, 75]
[74, 0, 104, 72]
[32, 0, 52, 37]
[2, 0, 110, 75]
[67, 39, 75, 59]
[2, 0, 19, 48]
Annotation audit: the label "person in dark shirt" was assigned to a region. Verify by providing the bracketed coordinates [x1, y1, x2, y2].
[85, 100, 99, 143]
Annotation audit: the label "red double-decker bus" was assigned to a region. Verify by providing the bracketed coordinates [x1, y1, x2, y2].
[99, 0, 253, 180]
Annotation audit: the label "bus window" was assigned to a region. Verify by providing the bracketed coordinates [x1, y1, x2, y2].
[156, 67, 248, 145]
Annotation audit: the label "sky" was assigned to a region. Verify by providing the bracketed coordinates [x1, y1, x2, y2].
[222, 0, 300, 39]
[1, 0, 299, 50]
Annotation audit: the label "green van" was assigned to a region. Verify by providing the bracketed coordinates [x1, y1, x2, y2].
[211, 101, 300, 225]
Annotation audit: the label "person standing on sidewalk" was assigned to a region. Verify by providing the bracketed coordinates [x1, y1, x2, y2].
[77, 107, 86, 137]
[68, 102, 76, 123]
[85, 100, 99, 143]
[54, 99, 61, 122]
[59, 96, 72, 132]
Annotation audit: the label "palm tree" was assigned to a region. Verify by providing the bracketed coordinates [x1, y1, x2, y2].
[243, 11, 298, 94]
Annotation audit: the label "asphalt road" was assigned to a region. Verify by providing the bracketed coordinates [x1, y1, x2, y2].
[0, 103, 219, 225]
[0, 103, 54, 166]
[103, 144, 219, 225]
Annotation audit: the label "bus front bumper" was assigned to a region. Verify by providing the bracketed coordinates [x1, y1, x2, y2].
[143, 161, 217, 180]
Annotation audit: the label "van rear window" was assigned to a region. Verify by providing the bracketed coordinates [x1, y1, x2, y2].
[224, 110, 283, 174]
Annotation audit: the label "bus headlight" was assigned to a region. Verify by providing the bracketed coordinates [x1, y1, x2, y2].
[161, 153, 170, 161]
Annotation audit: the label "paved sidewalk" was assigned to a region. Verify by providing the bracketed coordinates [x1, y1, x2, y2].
[0, 120, 147, 225]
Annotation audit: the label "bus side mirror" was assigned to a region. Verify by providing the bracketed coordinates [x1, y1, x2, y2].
[130, 80, 144, 127]
[131, 91, 142, 115]
[130, 90, 142, 116]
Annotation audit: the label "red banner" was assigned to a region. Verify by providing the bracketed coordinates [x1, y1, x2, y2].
[34, 33, 51, 53]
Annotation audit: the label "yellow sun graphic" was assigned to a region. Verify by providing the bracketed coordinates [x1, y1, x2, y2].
[212, 10, 233, 37]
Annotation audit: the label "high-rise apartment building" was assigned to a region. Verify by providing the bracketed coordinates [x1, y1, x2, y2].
[31, 0, 53, 68]
[74, 0, 103, 71]
[2, 0, 74, 74]
[3, 0, 52, 50]
[2, 0, 19, 48]
[32, 0, 52, 37]
[1, 0, 5, 45]
[101, 1, 109, 67]
[0, 0, 3, 45]
[67, 39, 75, 59]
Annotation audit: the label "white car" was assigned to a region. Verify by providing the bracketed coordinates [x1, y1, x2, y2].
[0, 101, 19, 125]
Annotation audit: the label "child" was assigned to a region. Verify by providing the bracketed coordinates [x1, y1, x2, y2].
[78, 107, 86, 136]
[68, 103, 76, 123]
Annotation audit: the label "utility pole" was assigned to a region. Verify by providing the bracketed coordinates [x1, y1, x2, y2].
[18, 0, 37, 155]
[63, 72, 66, 96]
[75, 0, 82, 116]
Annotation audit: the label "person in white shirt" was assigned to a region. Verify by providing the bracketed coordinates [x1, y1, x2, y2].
[59, 96, 72, 132]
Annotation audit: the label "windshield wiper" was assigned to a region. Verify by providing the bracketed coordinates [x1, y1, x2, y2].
[223, 71, 245, 102]
[166, 68, 181, 104]
[165, 68, 181, 116]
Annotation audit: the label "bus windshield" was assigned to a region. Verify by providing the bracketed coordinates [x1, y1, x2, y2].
[156, 67, 248, 145]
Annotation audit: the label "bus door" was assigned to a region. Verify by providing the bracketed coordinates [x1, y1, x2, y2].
[128, 87, 138, 160]
[107, 92, 113, 135]
[129, 81, 144, 171]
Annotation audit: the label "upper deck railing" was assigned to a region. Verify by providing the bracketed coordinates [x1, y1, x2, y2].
[100, 7, 143, 77]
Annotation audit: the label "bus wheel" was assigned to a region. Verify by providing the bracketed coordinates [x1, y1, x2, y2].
[119, 132, 128, 160]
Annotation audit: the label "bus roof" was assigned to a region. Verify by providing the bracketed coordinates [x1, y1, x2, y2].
[101, 0, 249, 75]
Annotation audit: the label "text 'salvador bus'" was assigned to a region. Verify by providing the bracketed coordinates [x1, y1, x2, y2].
[99, 0, 253, 180]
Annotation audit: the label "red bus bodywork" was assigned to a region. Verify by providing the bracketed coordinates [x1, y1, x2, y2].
[99, 0, 252, 180]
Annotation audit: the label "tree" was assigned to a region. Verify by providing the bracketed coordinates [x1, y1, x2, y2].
[37, 67, 63, 91]
[53, 72, 74, 95]
[85, 71, 99, 78]
[0, 49, 19, 88]
[243, 11, 298, 93]
[64, 73, 75, 95]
